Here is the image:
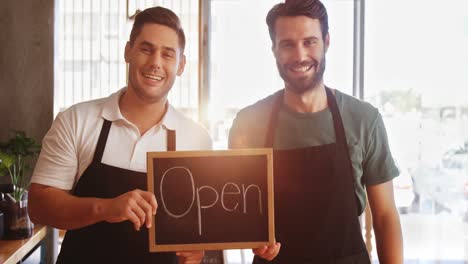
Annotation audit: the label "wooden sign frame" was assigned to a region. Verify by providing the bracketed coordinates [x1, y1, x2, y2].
[147, 148, 275, 252]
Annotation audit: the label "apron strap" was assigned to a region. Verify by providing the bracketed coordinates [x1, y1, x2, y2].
[325, 87, 348, 148]
[93, 119, 112, 163]
[325, 88, 359, 211]
[263, 88, 356, 189]
[264, 88, 350, 149]
[167, 129, 176, 151]
[264, 91, 284, 147]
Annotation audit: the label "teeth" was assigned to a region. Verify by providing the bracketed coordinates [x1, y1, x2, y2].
[291, 65, 312, 73]
[143, 73, 163, 81]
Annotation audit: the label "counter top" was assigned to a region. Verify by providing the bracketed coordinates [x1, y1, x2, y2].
[0, 225, 47, 264]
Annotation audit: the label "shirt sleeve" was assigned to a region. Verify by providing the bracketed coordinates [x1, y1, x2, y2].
[362, 112, 400, 186]
[31, 111, 78, 190]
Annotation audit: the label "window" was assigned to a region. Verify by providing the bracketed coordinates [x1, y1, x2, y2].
[54, 0, 199, 120]
[365, 0, 468, 262]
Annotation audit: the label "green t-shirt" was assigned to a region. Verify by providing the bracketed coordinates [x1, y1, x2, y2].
[229, 89, 399, 214]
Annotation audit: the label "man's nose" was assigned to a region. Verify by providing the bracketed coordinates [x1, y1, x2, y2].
[149, 52, 163, 69]
[292, 46, 308, 62]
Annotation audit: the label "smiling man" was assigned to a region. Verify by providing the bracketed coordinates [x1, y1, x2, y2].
[28, 6, 211, 264]
[229, 0, 403, 263]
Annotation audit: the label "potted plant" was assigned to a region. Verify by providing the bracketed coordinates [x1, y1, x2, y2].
[0, 131, 41, 239]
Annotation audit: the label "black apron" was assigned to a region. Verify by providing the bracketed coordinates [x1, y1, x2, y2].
[254, 88, 370, 263]
[57, 120, 177, 264]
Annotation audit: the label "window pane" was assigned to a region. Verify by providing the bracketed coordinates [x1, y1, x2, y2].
[54, 0, 199, 121]
[365, 0, 468, 262]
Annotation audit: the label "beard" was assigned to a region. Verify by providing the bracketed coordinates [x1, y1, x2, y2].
[276, 56, 326, 94]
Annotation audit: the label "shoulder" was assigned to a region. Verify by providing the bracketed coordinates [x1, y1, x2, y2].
[48, 96, 116, 158]
[334, 89, 385, 159]
[229, 91, 280, 148]
[32, 97, 110, 190]
[234, 90, 281, 125]
[57, 97, 108, 125]
[335, 90, 379, 118]
[335, 89, 381, 130]
[51, 97, 108, 143]
[166, 105, 212, 150]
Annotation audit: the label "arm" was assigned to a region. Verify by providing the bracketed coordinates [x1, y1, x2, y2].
[28, 110, 156, 231]
[29, 183, 157, 231]
[367, 181, 403, 264]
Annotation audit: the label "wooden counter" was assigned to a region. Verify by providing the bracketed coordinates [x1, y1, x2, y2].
[0, 225, 47, 264]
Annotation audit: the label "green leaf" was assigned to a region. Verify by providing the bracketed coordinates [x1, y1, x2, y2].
[0, 131, 41, 191]
[0, 152, 15, 170]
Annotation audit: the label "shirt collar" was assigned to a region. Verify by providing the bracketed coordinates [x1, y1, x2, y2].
[101, 87, 178, 130]
[160, 104, 178, 131]
[101, 88, 126, 122]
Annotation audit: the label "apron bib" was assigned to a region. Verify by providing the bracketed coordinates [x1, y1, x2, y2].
[255, 88, 370, 264]
[57, 120, 177, 264]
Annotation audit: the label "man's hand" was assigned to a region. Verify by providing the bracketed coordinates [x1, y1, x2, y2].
[101, 189, 157, 231]
[253, 243, 281, 261]
[176, 251, 205, 264]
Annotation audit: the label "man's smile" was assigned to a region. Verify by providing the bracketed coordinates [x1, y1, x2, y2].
[289, 63, 314, 73]
[142, 73, 164, 81]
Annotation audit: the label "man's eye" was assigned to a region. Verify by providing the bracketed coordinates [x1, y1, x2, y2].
[141, 48, 151, 54]
[164, 52, 175, 58]
[304, 40, 317, 47]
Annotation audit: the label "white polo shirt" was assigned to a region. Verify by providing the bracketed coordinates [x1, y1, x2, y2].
[31, 88, 212, 190]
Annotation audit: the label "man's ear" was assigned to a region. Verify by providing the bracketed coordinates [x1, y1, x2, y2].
[124, 42, 131, 63]
[177, 54, 186, 76]
[324, 33, 330, 52]
[271, 44, 278, 59]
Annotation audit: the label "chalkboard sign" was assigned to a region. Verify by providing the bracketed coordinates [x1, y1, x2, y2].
[147, 149, 275, 252]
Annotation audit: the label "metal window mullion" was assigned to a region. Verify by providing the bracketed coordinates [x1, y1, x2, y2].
[185, 0, 190, 108]
[178, 0, 183, 107]
[90, 0, 93, 99]
[108, 0, 111, 94]
[72, 0, 76, 104]
[63, 0, 66, 110]
[198, 0, 210, 128]
[82, 0, 85, 101]
[99, 0, 102, 97]
[117, 0, 121, 89]
[353, 0, 365, 100]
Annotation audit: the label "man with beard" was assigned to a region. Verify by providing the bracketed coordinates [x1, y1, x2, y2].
[28, 6, 210, 264]
[229, 0, 403, 263]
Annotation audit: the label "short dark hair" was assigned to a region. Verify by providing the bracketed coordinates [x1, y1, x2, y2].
[266, 0, 329, 46]
[129, 6, 186, 53]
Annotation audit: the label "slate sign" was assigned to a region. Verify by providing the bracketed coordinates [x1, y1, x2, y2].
[147, 149, 275, 252]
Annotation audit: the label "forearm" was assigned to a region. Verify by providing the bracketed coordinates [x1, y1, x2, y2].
[372, 209, 403, 264]
[28, 183, 106, 230]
